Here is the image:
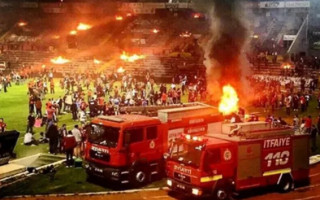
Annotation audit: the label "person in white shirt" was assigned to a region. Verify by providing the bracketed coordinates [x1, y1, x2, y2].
[24, 132, 37, 146]
[72, 125, 82, 158]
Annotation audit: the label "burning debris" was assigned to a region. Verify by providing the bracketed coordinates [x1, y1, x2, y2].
[51, 56, 70, 64]
[120, 52, 146, 63]
[76, 23, 92, 31]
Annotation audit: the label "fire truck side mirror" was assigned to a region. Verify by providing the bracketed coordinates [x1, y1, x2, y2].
[163, 153, 169, 160]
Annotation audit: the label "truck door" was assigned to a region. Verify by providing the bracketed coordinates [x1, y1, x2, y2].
[203, 147, 235, 179]
[124, 127, 145, 163]
[124, 126, 162, 163]
[145, 126, 162, 161]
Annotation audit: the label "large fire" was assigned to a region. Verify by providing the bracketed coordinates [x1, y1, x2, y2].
[120, 52, 146, 62]
[77, 23, 92, 31]
[51, 56, 70, 64]
[218, 85, 239, 115]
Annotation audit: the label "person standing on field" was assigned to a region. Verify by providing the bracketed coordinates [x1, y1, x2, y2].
[72, 125, 82, 158]
[63, 130, 76, 167]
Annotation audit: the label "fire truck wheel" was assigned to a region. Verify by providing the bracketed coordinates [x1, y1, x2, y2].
[278, 174, 294, 193]
[131, 167, 149, 186]
[213, 187, 232, 200]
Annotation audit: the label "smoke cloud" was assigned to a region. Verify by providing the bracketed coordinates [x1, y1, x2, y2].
[198, 0, 250, 102]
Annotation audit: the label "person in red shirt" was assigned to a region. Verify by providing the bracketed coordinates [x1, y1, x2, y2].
[47, 106, 56, 122]
[161, 92, 167, 105]
[300, 95, 306, 112]
[97, 96, 104, 114]
[63, 130, 76, 167]
[50, 80, 55, 94]
[304, 115, 312, 134]
[0, 118, 6, 133]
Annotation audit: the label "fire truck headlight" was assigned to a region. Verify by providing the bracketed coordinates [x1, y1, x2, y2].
[167, 179, 173, 187]
[192, 188, 202, 196]
[111, 171, 119, 177]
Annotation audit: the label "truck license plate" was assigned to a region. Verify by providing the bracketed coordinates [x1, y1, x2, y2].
[177, 184, 185, 190]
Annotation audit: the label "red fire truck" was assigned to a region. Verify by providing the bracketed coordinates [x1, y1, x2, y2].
[84, 104, 223, 185]
[166, 121, 309, 199]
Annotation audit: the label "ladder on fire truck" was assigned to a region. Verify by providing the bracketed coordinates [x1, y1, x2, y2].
[119, 102, 215, 117]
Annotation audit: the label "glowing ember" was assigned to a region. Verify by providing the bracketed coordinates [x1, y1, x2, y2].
[42, 64, 46, 69]
[120, 52, 146, 63]
[193, 13, 201, 19]
[252, 34, 259, 39]
[180, 31, 192, 38]
[77, 23, 92, 31]
[115, 16, 123, 21]
[283, 64, 291, 69]
[152, 28, 159, 34]
[18, 22, 27, 27]
[117, 67, 125, 73]
[51, 56, 70, 64]
[93, 59, 101, 64]
[69, 30, 77, 35]
[218, 85, 239, 115]
[126, 13, 132, 17]
[52, 35, 60, 39]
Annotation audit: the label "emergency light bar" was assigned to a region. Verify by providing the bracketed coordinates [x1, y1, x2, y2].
[183, 134, 205, 142]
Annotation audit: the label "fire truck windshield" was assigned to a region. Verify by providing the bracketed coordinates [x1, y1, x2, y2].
[88, 124, 120, 148]
[169, 141, 204, 168]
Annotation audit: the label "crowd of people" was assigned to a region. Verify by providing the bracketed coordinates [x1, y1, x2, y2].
[2, 56, 320, 166]
[14, 68, 205, 166]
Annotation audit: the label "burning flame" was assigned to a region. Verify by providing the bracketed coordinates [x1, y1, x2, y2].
[120, 52, 146, 63]
[193, 13, 201, 19]
[52, 35, 60, 39]
[152, 28, 159, 34]
[115, 16, 123, 21]
[93, 59, 101, 64]
[69, 30, 77, 35]
[18, 22, 27, 27]
[283, 64, 291, 69]
[218, 85, 239, 115]
[180, 31, 192, 38]
[77, 23, 92, 31]
[117, 67, 125, 73]
[41, 64, 46, 69]
[51, 56, 70, 64]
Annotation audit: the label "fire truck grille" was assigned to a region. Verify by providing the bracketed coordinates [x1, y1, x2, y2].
[89, 150, 110, 161]
[174, 172, 191, 183]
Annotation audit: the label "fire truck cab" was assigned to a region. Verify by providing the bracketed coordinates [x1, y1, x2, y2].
[85, 115, 164, 185]
[85, 104, 223, 186]
[166, 121, 309, 199]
